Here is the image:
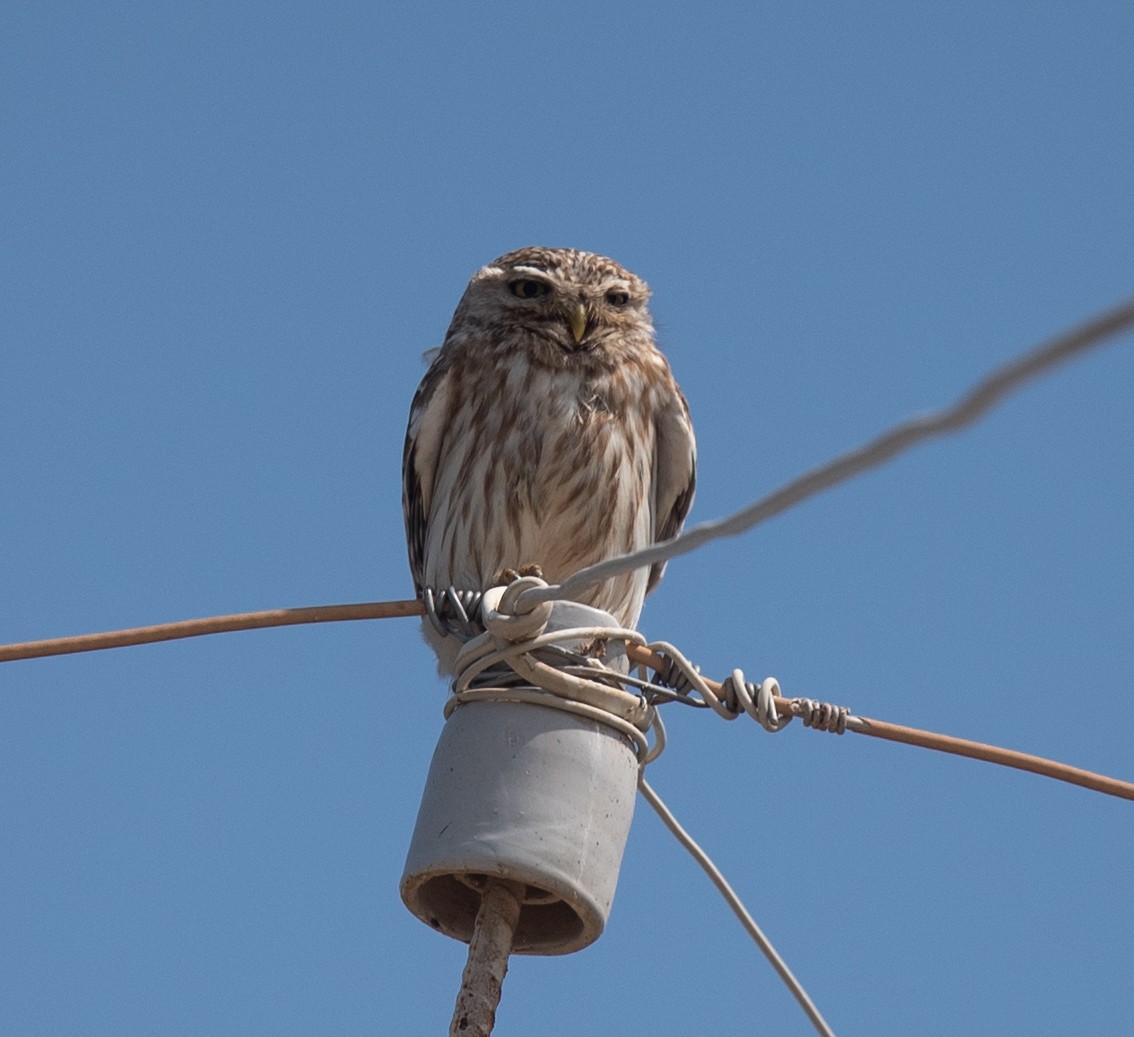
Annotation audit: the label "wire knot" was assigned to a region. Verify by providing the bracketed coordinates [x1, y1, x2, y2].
[721, 670, 793, 733]
[636, 643, 852, 738]
[792, 697, 849, 734]
[481, 577, 555, 642]
[638, 643, 790, 732]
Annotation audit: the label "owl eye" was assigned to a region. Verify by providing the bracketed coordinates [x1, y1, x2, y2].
[509, 278, 550, 299]
[606, 289, 631, 306]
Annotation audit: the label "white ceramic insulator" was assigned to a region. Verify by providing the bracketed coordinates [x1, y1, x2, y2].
[400, 602, 640, 955]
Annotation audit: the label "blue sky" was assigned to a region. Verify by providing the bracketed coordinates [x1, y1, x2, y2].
[3, 3, 1132, 1034]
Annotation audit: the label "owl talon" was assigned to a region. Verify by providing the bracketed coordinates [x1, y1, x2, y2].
[578, 638, 608, 660]
[493, 563, 544, 585]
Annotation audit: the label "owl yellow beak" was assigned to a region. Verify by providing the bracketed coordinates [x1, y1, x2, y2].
[569, 302, 588, 344]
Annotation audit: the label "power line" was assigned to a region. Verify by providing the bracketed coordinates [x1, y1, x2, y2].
[4, 293, 1133, 1033]
[0, 601, 420, 662]
[522, 294, 1134, 611]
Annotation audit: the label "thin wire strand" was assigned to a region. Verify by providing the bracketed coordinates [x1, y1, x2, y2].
[3, 601, 1131, 800]
[639, 778, 837, 1037]
[521, 295, 1134, 610]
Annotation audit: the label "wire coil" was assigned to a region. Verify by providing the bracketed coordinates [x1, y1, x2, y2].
[422, 585, 486, 640]
[445, 582, 666, 768]
[792, 696, 850, 734]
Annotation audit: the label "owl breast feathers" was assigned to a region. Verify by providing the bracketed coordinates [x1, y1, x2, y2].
[402, 246, 696, 672]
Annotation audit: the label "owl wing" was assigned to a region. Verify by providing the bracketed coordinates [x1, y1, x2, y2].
[402, 354, 453, 593]
[647, 386, 697, 594]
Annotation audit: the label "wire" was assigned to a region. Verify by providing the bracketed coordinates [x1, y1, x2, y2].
[4, 600, 1132, 800]
[625, 642, 1134, 801]
[5, 298, 1134, 796]
[520, 294, 1134, 611]
[0, 601, 421, 662]
[7, 299, 1131, 671]
[6, 295, 1131, 1036]
[639, 778, 837, 1037]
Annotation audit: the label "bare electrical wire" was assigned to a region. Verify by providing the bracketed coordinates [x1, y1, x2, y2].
[520, 295, 1134, 612]
[0, 601, 422, 662]
[4, 601, 1132, 801]
[639, 778, 837, 1037]
[3, 295, 1134, 805]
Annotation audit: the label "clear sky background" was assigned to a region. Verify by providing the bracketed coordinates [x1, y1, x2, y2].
[3, 3, 1132, 1034]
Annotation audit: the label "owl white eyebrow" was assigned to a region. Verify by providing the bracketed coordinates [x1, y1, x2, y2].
[509, 265, 555, 280]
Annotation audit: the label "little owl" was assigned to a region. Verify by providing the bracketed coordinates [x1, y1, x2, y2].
[403, 246, 696, 673]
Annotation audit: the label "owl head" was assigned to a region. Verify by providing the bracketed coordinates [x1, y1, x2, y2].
[444, 246, 656, 370]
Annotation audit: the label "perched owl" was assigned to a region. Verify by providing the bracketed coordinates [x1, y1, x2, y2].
[402, 246, 696, 673]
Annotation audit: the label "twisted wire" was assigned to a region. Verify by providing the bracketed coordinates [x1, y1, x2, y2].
[793, 697, 850, 735]
[640, 641, 790, 733]
[422, 586, 486, 640]
[639, 644, 851, 737]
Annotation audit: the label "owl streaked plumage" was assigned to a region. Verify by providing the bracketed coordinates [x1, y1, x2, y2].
[402, 246, 696, 672]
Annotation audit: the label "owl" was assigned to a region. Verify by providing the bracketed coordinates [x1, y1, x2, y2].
[402, 247, 696, 673]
